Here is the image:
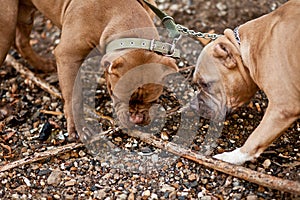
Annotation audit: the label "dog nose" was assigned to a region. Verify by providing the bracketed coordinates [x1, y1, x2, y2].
[129, 113, 144, 124]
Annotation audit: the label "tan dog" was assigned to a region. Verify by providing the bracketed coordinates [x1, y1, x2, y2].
[193, 0, 300, 165]
[0, 0, 178, 141]
[103, 49, 178, 128]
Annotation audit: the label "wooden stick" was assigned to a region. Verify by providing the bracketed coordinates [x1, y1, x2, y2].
[5, 54, 62, 99]
[127, 130, 300, 195]
[0, 143, 84, 172]
[178, 65, 195, 72]
[40, 109, 63, 116]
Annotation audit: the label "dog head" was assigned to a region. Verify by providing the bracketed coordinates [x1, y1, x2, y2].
[102, 49, 178, 127]
[192, 29, 258, 119]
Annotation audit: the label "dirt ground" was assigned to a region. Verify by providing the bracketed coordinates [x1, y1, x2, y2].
[1, 0, 299, 199]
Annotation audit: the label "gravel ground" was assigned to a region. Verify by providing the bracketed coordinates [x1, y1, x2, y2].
[1, 0, 299, 199]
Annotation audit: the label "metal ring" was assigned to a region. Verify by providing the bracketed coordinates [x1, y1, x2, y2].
[149, 39, 155, 51]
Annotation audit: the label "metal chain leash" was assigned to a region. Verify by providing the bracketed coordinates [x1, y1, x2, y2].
[176, 24, 221, 40]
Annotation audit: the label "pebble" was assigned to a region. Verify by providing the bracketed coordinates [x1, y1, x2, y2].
[42, 96, 51, 102]
[11, 194, 19, 199]
[169, 191, 177, 199]
[40, 180, 45, 186]
[47, 170, 63, 186]
[79, 150, 86, 157]
[117, 194, 127, 200]
[176, 162, 183, 168]
[150, 193, 158, 199]
[142, 190, 151, 197]
[64, 194, 75, 200]
[188, 173, 197, 181]
[262, 159, 271, 169]
[94, 189, 107, 199]
[128, 193, 135, 200]
[23, 177, 31, 187]
[64, 179, 76, 186]
[160, 184, 175, 192]
[246, 194, 258, 200]
[15, 185, 27, 193]
[161, 131, 169, 140]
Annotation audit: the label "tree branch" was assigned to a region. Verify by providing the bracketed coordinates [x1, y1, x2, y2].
[5, 54, 62, 99]
[0, 143, 84, 172]
[127, 130, 300, 195]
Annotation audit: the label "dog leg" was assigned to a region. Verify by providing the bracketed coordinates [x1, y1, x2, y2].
[54, 30, 93, 142]
[214, 104, 299, 164]
[15, 5, 56, 72]
[0, 0, 18, 65]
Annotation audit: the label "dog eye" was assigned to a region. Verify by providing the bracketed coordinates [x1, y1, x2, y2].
[202, 82, 211, 89]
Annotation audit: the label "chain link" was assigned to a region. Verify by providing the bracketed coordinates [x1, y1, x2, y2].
[176, 24, 220, 40]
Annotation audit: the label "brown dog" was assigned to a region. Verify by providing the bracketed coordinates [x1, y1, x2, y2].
[1, 0, 178, 141]
[193, 0, 300, 164]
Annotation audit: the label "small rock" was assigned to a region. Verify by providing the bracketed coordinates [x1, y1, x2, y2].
[15, 185, 27, 193]
[128, 193, 135, 200]
[42, 96, 51, 102]
[40, 180, 45, 186]
[114, 137, 122, 142]
[190, 181, 198, 188]
[232, 114, 239, 119]
[142, 190, 151, 197]
[262, 159, 271, 169]
[125, 142, 132, 148]
[117, 194, 127, 200]
[232, 193, 243, 199]
[169, 191, 177, 199]
[23, 177, 31, 187]
[65, 179, 76, 186]
[51, 102, 58, 109]
[150, 193, 158, 200]
[246, 194, 258, 200]
[188, 173, 197, 181]
[47, 170, 63, 186]
[39, 121, 53, 141]
[201, 196, 212, 200]
[11, 194, 20, 199]
[161, 131, 169, 141]
[64, 194, 75, 200]
[140, 147, 153, 155]
[160, 184, 175, 192]
[78, 150, 86, 157]
[94, 189, 107, 199]
[53, 194, 60, 199]
[176, 162, 183, 168]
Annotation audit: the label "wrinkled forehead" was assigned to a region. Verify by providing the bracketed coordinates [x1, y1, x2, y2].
[195, 42, 221, 82]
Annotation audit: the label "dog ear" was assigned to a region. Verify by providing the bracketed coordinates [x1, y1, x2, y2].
[160, 56, 179, 72]
[101, 54, 123, 75]
[213, 43, 237, 69]
[141, 83, 163, 102]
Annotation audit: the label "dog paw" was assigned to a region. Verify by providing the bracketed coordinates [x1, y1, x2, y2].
[213, 148, 252, 165]
[67, 131, 79, 142]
